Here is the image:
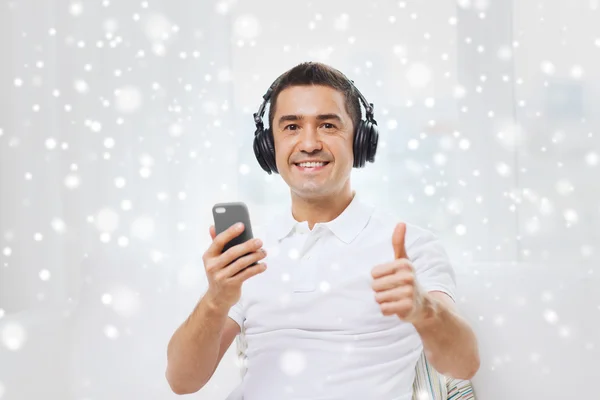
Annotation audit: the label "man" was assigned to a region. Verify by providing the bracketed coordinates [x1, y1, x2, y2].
[166, 62, 480, 399]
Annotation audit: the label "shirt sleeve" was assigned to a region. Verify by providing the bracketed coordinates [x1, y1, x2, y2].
[407, 228, 457, 302]
[227, 297, 245, 330]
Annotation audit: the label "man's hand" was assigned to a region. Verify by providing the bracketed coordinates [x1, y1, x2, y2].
[202, 223, 267, 311]
[370, 222, 429, 324]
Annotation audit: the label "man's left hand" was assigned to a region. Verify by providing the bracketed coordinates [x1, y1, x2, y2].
[370, 222, 428, 324]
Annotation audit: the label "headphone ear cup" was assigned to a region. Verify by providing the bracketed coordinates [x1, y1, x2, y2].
[353, 120, 379, 168]
[253, 128, 271, 173]
[262, 128, 278, 173]
[365, 120, 379, 163]
[253, 128, 278, 174]
[353, 121, 369, 168]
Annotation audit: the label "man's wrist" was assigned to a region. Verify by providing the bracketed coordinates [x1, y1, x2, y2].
[411, 293, 440, 330]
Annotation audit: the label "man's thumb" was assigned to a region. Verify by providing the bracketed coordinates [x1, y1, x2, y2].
[392, 222, 408, 260]
[209, 225, 217, 240]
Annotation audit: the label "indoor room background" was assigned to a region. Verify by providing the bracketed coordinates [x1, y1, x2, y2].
[0, 0, 599, 399]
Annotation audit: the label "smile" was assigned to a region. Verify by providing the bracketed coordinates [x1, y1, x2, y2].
[294, 161, 330, 173]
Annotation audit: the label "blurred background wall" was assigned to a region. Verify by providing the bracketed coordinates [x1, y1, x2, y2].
[0, 0, 598, 399]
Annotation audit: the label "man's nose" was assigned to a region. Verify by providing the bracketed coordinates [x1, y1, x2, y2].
[298, 126, 322, 153]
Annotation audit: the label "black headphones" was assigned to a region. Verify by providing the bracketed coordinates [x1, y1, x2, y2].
[252, 76, 379, 174]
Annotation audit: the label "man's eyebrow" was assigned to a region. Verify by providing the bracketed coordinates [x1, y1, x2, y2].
[316, 113, 342, 122]
[278, 115, 303, 126]
[277, 114, 342, 126]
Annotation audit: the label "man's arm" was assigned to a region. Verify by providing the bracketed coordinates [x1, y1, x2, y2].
[412, 291, 480, 380]
[371, 222, 480, 381]
[166, 295, 240, 394]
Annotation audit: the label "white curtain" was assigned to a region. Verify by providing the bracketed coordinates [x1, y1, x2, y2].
[0, 0, 598, 399]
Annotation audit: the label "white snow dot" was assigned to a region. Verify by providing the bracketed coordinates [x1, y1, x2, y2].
[114, 177, 126, 188]
[595, 38, 600, 47]
[570, 65, 584, 79]
[387, 120, 398, 130]
[540, 61, 555, 75]
[455, 225, 467, 236]
[319, 281, 331, 292]
[95, 208, 119, 233]
[334, 13, 350, 31]
[453, 85, 467, 99]
[543, 309, 559, 324]
[131, 216, 155, 240]
[288, 249, 299, 259]
[104, 325, 119, 339]
[458, 138, 471, 150]
[239, 164, 250, 175]
[110, 285, 141, 317]
[279, 350, 307, 376]
[406, 63, 432, 88]
[1, 322, 27, 351]
[424, 185, 436, 196]
[39, 269, 51, 281]
[117, 236, 129, 247]
[496, 163, 511, 177]
[90, 121, 102, 132]
[51, 218, 66, 233]
[169, 123, 183, 137]
[424, 98, 435, 108]
[74, 80, 89, 93]
[34, 233, 43, 241]
[392, 45, 406, 58]
[407, 139, 419, 150]
[45, 138, 57, 149]
[143, 13, 172, 41]
[69, 2, 83, 16]
[104, 137, 115, 148]
[115, 86, 142, 113]
[14, 78, 23, 87]
[64, 174, 80, 189]
[433, 153, 447, 166]
[233, 15, 261, 39]
[585, 152, 598, 166]
[101, 293, 113, 305]
[563, 209, 578, 224]
[581, 245, 594, 258]
[558, 326, 571, 338]
[121, 200, 132, 210]
[2, 247, 11, 257]
[139, 168, 151, 178]
[139, 153, 154, 167]
[555, 180, 574, 196]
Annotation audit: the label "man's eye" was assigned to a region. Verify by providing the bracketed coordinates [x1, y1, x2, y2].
[285, 124, 298, 131]
[322, 123, 336, 129]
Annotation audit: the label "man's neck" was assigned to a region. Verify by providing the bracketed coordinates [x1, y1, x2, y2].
[290, 186, 355, 230]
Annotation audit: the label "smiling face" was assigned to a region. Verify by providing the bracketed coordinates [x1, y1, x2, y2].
[271, 85, 355, 199]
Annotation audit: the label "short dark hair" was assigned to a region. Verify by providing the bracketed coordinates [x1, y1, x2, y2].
[267, 62, 362, 133]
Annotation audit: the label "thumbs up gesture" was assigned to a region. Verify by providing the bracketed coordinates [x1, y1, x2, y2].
[371, 223, 427, 323]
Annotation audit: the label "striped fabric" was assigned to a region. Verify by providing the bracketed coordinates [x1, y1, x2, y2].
[412, 352, 477, 400]
[412, 351, 447, 400]
[235, 330, 476, 400]
[446, 377, 476, 400]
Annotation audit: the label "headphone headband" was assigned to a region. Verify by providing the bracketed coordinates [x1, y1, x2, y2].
[253, 78, 375, 133]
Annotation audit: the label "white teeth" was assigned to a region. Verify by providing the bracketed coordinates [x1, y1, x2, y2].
[298, 162, 326, 168]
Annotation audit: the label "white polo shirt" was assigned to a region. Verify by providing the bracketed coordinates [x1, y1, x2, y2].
[227, 191, 456, 400]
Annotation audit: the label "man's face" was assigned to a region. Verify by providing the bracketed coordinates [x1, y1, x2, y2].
[271, 85, 354, 198]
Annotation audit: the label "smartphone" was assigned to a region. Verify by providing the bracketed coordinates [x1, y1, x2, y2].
[212, 202, 257, 267]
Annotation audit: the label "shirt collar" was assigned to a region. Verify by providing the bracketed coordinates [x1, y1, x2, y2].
[269, 191, 374, 244]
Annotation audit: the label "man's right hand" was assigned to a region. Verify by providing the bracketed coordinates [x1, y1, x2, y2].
[202, 223, 267, 310]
